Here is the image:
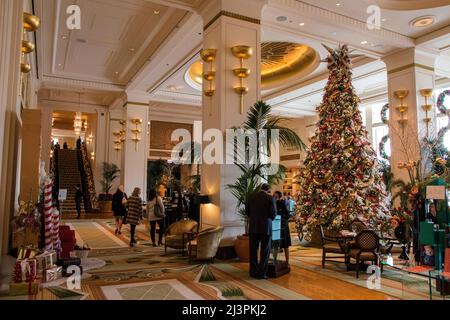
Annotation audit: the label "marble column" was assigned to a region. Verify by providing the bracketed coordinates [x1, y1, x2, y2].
[120, 101, 149, 198]
[199, 0, 267, 237]
[383, 48, 438, 183]
[0, 0, 24, 255]
[19, 109, 42, 202]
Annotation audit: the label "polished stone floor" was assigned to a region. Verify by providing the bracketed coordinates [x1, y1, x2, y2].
[0, 219, 442, 300]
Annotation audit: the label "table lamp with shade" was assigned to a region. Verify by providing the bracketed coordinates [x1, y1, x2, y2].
[194, 194, 211, 231]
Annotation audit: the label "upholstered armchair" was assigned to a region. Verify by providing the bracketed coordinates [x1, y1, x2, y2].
[187, 227, 224, 263]
[164, 219, 198, 254]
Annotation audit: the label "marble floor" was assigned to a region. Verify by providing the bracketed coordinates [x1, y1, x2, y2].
[1, 219, 444, 300]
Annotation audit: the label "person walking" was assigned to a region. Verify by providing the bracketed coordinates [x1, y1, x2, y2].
[146, 189, 165, 247]
[112, 185, 127, 235]
[246, 183, 277, 279]
[274, 191, 292, 266]
[75, 184, 83, 219]
[126, 187, 143, 247]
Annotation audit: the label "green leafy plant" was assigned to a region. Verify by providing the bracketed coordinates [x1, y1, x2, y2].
[227, 101, 305, 234]
[100, 162, 120, 195]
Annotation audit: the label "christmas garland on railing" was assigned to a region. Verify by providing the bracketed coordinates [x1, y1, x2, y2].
[379, 103, 390, 161]
[436, 90, 450, 142]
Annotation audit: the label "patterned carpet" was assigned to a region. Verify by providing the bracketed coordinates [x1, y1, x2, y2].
[31, 219, 446, 300]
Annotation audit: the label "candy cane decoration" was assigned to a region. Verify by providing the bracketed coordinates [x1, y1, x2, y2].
[44, 178, 54, 251]
[52, 207, 61, 253]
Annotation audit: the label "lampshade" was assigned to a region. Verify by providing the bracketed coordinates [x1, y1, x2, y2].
[194, 194, 210, 205]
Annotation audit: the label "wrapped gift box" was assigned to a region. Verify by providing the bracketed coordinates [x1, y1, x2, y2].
[36, 250, 57, 272]
[43, 266, 63, 283]
[13, 259, 37, 283]
[9, 281, 39, 296]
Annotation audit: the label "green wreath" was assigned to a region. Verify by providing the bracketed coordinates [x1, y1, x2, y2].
[436, 90, 450, 142]
[378, 103, 390, 159]
[380, 103, 389, 124]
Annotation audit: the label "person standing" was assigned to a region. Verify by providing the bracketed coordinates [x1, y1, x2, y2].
[246, 183, 277, 279]
[112, 185, 127, 235]
[126, 187, 143, 247]
[75, 184, 83, 219]
[287, 194, 296, 216]
[76, 136, 82, 150]
[274, 191, 292, 266]
[63, 142, 68, 149]
[146, 189, 165, 247]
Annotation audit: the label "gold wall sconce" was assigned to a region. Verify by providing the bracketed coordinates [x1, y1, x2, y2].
[112, 132, 122, 152]
[420, 89, 433, 138]
[200, 49, 217, 116]
[130, 118, 143, 151]
[393, 90, 409, 135]
[23, 13, 41, 32]
[21, 13, 40, 74]
[231, 45, 252, 114]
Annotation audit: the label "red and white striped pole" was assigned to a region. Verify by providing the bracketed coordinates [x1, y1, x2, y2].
[52, 207, 61, 253]
[44, 178, 54, 251]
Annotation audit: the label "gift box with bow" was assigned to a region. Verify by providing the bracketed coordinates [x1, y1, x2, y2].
[13, 258, 37, 283]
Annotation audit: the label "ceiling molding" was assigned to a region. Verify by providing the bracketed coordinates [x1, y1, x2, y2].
[41, 75, 125, 92]
[267, 0, 414, 48]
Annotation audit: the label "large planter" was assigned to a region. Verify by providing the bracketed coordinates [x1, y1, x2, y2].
[234, 234, 250, 262]
[98, 194, 113, 213]
[98, 200, 112, 213]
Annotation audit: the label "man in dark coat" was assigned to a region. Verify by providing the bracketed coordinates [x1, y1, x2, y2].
[75, 184, 83, 219]
[246, 183, 277, 279]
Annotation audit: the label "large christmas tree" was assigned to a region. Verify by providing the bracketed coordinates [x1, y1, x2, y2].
[295, 44, 391, 239]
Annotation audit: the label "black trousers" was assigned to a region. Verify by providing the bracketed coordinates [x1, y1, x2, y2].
[76, 202, 81, 217]
[249, 233, 271, 278]
[150, 219, 165, 244]
[130, 224, 137, 243]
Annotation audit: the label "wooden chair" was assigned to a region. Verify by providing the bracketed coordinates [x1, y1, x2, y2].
[320, 225, 347, 268]
[347, 230, 380, 278]
[348, 219, 367, 233]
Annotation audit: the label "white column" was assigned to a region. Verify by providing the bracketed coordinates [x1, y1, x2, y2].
[40, 106, 53, 173]
[0, 0, 24, 255]
[199, 0, 266, 238]
[383, 48, 438, 183]
[121, 101, 149, 198]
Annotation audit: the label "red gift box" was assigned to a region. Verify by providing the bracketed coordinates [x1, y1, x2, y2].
[13, 259, 37, 283]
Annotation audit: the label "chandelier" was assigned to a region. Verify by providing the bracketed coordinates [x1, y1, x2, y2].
[74, 112, 82, 136]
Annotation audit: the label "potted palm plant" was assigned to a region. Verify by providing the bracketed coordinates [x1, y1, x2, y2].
[98, 162, 120, 213]
[227, 101, 305, 261]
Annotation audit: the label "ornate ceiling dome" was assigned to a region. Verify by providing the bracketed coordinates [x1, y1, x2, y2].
[185, 42, 319, 91]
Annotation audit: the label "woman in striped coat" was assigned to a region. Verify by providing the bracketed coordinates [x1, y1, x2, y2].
[126, 187, 143, 247]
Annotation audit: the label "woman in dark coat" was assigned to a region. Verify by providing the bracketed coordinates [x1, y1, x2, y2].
[112, 185, 127, 235]
[126, 187, 143, 247]
[274, 191, 292, 265]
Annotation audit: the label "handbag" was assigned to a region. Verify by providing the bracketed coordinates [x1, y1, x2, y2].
[154, 198, 165, 219]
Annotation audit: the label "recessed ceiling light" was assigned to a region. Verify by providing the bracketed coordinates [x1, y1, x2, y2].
[61, 35, 68, 40]
[381, 18, 387, 22]
[128, 48, 135, 53]
[153, 10, 160, 15]
[410, 15, 436, 28]
[276, 16, 288, 22]
[331, 31, 337, 36]
[299, 22, 305, 26]
[336, 3, 341, 6]
[114, 71, 119, 75]
[361, 40, 368, 45]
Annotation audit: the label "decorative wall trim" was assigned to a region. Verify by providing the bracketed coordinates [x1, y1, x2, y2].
[41, 75, 125, 92]
[387, 63, 435, 75]
[204, 10, 260, 30]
